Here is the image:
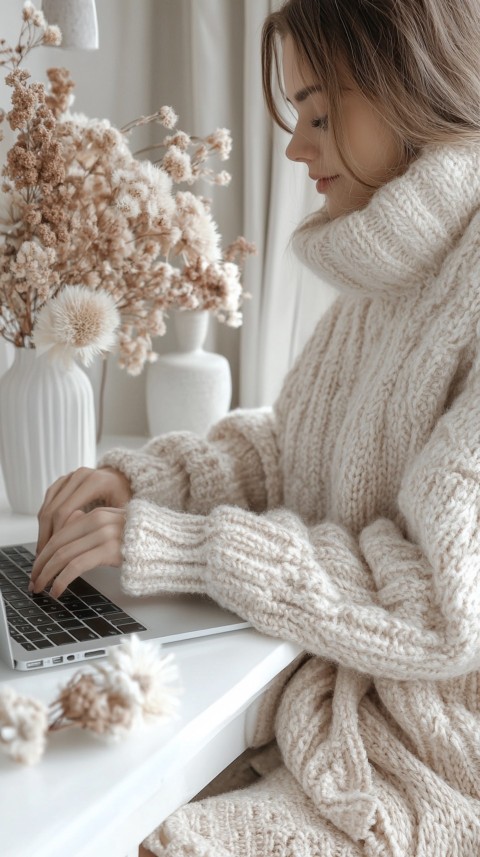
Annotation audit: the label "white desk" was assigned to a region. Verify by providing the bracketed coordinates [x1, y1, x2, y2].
[0, 437, 301, 857]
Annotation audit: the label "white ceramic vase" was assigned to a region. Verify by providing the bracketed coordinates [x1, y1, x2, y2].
[146, 310, 232, 437]
[0, 347, 96, 515]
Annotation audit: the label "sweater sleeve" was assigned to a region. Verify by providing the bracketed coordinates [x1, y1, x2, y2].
[120, 362, 480, 683]
[97, 407, 283, 514]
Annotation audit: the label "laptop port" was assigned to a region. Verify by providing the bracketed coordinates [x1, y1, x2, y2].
[26, 660, 43, 669]
[52, 656, 63, 664]
[85, 649, 106, 658]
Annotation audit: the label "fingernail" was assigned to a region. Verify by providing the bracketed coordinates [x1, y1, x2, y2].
[28, 581, 34, 592]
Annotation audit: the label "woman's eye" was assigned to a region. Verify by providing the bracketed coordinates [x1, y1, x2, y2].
[311, 115, 328, 131]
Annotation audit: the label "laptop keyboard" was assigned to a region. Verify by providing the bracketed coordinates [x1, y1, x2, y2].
[0, 545, 146, 651]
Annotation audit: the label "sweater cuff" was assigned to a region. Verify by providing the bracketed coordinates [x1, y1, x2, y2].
[121, 499, 208, 596]
[98, 445, 187, 508]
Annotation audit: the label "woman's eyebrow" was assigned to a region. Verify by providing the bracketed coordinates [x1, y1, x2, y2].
[286, 84, 323, 105]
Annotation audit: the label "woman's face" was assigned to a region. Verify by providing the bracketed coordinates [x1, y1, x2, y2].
[282, 35, 408, 219]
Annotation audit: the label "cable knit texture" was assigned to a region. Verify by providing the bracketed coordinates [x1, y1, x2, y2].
[99, 143, 480, 856]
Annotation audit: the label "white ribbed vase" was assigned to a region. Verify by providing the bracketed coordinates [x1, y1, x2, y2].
[0, 348, 96, 514]
[146, 310, 232, 437]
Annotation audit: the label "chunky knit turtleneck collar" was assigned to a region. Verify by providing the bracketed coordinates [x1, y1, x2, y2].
[292, 143, 480, 298]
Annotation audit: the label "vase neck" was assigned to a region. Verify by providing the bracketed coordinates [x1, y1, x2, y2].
[173, 310, 209, 352]
[12, 346, 75, 375]
[12, 346, 37, 366]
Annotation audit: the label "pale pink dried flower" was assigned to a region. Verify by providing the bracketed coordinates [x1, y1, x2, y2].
[32, 10, 46, 28]
[22, 2, 36, 22]
[205, 128, 232, 160]
[96, 636, 180, 721]
[158, 105, 178, 129]
[49, 636, 180, 741]
[164, 131, 191, 151]
[43, 25, 62, 46]
[162, 146, 193, 184]
[0, 8, 255, 373]
[173, 191, 220, 264]
[214, 170, 231, 186]
[33, 285, 120, 366]
[0, 686, 48, 765]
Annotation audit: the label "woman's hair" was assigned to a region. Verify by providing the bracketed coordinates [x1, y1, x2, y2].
[262, 0, 480, 181]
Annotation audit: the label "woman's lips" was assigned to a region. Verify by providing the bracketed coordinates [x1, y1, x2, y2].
[315, 175, 340, 193]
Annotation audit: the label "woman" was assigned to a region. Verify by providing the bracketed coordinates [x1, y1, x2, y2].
[31, 1, 480, 854]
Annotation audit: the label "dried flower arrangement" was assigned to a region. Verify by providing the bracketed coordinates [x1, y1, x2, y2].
[0, 636, 180, 765]
[0, 2, 255, 374]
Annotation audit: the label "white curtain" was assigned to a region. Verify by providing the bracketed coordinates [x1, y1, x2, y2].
[178, 0, 336, 407]
[0, 0, 336, 429]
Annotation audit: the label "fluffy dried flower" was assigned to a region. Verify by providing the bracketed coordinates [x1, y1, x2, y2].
[54, 673, 136, 739]
[22, 2, 36, 21]
[33, 285, 120, 366]
[43, 26, 62, 47]
[205, 128, 232, 160]
[159, 105, 178, 129]
[162, 146, 193, 184]
[214, 170, 231, 186]
[97, 635, 180, 720]
[0, 7, 254, 372]
[50, 637, 180, 741]
[32, 10, 46, 28]
[0, 686, 48, 765]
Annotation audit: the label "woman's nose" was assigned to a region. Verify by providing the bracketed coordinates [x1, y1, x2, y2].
[285, 126, 317, 164]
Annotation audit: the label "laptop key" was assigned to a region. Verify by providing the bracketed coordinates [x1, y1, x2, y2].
[35, 639, 54, 649]
[34, 623, 63, 635]
[81, 594, 111, 606]
[107, 612, 138, 625]
[84, 617, 120, 636]
[72, 608, 97, 619]
[92, 603, 120, 615]
[20, 641, 37, 651]
[115, 622, 147, 634]
[23, 631, 48, 643]
[67, 578, 97, 597]
[62, 619, 86, 630]
[69, 627, 99, 642]
[47, 632, 75, 646]
[23, 607, 45, 619]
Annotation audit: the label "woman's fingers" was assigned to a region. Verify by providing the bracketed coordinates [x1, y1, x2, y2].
[36, 466, 132, 555]
[37, 468, 95, 554]
[31, 507, 125, 598]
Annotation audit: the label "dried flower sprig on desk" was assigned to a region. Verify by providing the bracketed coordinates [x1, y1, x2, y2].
[0, 636, 180, 765]
[0, 2, 255, 374]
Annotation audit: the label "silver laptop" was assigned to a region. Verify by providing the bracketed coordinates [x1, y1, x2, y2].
[0, 542, 250, 671]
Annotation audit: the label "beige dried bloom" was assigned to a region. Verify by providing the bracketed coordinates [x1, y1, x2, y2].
[50, 637, 180, 741]
[43, 25, 62, 47]
[97, 635, 180, 721]
[205, 128, 232, 160]
[32, 9, 46, 28]
[22, 2, 36, 22]
[214, 170, 232, 186]
[53, 673, 136, 739]
[162, 146, 193, 184]
[0, 686, 48, 765]
[158, 105, 178, 129]
[0, 640, 180, 765]
[33, 285, 120, 367]
[0, 5, 254, 372]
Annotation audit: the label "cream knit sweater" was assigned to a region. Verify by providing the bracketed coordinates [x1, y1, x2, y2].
[100, 143, 480, 856]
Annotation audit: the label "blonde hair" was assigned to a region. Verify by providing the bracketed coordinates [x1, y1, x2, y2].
[262, 0, 480, 184]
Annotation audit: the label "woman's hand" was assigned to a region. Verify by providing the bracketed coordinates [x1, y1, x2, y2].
[30, 507, 126, 598]
[36, 466, 132, 556]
